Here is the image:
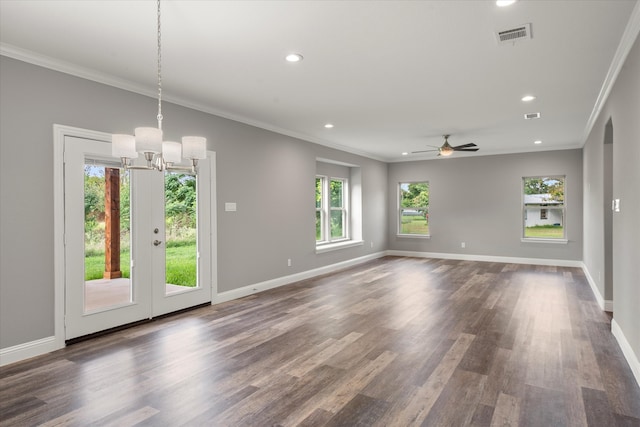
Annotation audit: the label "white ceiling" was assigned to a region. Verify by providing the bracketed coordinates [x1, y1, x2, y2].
[1, 0, 638, 161]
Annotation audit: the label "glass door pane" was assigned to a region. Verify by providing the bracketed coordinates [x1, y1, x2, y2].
[83, 161, 133, 312]
[65, 136, 149, 340]
[164, 172, 198, 294]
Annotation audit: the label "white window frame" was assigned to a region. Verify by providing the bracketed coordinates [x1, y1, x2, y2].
[522, 175, 567, 243]
[398, 181, 430, 238]
[315, 176, 325, 243]
[316, 175, 349, 246]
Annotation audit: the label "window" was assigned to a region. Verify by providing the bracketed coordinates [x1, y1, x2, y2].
[316, 176, 348, 244]
[315, 177, 324, 241]
[315, 158, 362, 252]
[523, 176, 565, 240]
[399, 182, 429, 236]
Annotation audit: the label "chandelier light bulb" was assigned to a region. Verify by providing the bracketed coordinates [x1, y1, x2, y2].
[162, 141, 182, 164]
[135, 127, 163, 154]
[182, 136, 207, 160]
[112, 134, 138, 159]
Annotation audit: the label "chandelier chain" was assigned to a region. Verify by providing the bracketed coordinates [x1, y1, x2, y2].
[111, 0, 205, 174]
[157, 0, 163, 129]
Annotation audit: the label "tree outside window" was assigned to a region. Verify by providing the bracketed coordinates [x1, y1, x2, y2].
[399, 182, 429, 236]
[316, 176, 348, 244]
[315, 177, 324, 241]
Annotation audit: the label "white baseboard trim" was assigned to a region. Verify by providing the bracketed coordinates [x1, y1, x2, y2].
[214, 251, 387, 304]
[580, 262, 614, 311]
[386, 250, 583, 268]
[581, 263, 606, 311]
[0, 336, 61, 367]
[612, 319, 640, 388]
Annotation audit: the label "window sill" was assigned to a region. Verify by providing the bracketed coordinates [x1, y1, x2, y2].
[316, 239, 364, 254]
[396, 234, 431, 239]
[521, 238, 568, 244]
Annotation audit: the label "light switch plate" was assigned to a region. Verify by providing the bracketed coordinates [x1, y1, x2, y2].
[225, 202, 237, 212]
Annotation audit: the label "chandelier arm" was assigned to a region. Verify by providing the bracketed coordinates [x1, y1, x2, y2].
[165, 159, 199, 174]
[120, 156, 155, 170]
[125, 165, 156, 171]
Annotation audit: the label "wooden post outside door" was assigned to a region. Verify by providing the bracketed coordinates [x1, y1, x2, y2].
[104, 168, 122, 279]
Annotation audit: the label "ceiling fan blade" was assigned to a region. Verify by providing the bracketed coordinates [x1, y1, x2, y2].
[411, 149, 439, 154]
[454, 148, 479, 152]
[451, 143, 477, 149]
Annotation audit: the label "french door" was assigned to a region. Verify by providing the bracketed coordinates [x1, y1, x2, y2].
[64, 135, 213, 340]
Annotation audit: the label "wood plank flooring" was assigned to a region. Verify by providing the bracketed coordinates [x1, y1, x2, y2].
[2, 256, 639, 426]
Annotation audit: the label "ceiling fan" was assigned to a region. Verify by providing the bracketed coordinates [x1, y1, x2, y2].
[412, 134, 479, 157]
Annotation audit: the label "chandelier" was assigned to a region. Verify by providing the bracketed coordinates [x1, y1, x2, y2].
[112, 0, 206, 173]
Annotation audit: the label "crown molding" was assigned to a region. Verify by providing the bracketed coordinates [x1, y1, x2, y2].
[1, 43, 157, 100]
[1, 43, 386, 163]
[583, 1, 640, 143]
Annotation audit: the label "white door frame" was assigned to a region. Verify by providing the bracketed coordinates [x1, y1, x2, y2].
[53, 124, 217, 345]
[64, 135, 153, 339]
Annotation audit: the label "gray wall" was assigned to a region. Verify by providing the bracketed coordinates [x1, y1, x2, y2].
[583, 34, 640, 359]
[388, 150, 583, 261]
[0, 57, 388, 349]
[3, 38, 638, 371]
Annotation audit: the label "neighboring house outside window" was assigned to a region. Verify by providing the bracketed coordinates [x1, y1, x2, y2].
[398, 182, 429, 236]
[523, 176, 565, 240]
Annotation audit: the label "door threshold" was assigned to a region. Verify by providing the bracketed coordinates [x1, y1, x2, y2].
[65, 302, 211, 346]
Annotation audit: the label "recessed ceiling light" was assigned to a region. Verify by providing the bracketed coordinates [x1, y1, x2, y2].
[285, 53, 303, 63]
[496, 0, 517, 7]
[521, 95, 536, 102]
[324, 123, 334, 129]
[534, 140, 542, 144]
[401, 152, 409, 156]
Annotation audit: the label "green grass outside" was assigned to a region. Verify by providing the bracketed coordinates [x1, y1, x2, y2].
[85, 250, 130, 280]
[85, 240, 197, 287]
[524, 225, 564, 239]
[165, 242, 197, 287]
[401, 216, 429, 235]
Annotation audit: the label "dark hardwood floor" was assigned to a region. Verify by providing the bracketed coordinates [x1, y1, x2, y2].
[2, 257, 639, 426]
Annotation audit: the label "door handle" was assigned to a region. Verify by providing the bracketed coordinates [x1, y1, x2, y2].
[153, 240, 162, 246]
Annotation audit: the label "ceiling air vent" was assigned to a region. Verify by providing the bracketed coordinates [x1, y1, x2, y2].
[496, 23, 532, 45]
[524, 112, 541, 120]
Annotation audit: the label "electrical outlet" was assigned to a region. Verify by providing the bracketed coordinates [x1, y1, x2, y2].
[287, 258, 292, 267]
[461, 242, 466, 248]
[370, 241, 374, 248]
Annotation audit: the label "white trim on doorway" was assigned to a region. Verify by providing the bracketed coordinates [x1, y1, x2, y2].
[0, 125, 93, 366]
[53, 125, 113, 353]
